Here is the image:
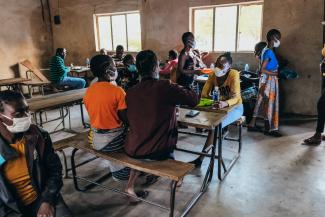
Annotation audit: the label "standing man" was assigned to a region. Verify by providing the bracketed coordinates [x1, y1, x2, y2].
[50, 48, 86, 89]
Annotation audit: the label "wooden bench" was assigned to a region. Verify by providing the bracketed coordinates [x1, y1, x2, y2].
[54, 132, 202, 217]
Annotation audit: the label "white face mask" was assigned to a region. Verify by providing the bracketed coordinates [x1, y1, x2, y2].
[274, 39, 281, 48]
[1, 114, 32, 133]
[107, 70, 118, 82]
[214, 62, 230, 77]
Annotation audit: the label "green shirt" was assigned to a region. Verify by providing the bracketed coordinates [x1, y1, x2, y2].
[49, 55, 70, 83]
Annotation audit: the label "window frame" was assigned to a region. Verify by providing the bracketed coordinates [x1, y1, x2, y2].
[190, 1, 264, 53]
[93, 10, 142, 52]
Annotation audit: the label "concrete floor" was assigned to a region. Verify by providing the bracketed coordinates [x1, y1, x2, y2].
[45, 105, 324, 217]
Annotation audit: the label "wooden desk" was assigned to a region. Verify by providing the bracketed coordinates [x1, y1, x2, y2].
[0, 78, 31, 91]
[177, 108, 239, 182]
[27, 88, 88, 129]
[181, 103, 240, 114]
[70, 66, 92, 78]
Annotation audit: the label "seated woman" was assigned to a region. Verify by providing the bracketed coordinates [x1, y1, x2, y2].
[120, 54, 139, 90]
[160, 49, 178, 76]
[83, 54, 141, 199]
[191, 52, 243, 167]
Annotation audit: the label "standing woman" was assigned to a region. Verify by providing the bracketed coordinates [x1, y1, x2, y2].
[177, 32, 202, 88]
[248, 29, 282, 137]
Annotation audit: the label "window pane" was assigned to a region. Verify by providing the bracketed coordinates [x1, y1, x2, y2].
[112, 15, 127, 50]
[237, 4, 263, 51]
[127, 13, 142, 51]
[97, 16, 112, 51]
[194, 9, 213, 51]
[214, 6, 237, 52]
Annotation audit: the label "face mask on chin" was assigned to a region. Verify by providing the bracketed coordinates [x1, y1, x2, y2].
[127, 64, 137, 72]
[274, 39, 281, 48]
[1, 114, 32, 133]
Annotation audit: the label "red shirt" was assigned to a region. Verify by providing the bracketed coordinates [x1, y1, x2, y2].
[160, 59, 178, 75]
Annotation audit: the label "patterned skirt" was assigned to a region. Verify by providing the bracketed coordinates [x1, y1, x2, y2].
[88, 127, 130, 181]
[252, 74, 279, 131]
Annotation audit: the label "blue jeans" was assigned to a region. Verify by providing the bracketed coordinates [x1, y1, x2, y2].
[222, 104, 244, 128]
[57, 76, 86, 89]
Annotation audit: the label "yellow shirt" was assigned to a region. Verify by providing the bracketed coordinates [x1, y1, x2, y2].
[3, 138, 38, 205]
[201, 69, 242, 107]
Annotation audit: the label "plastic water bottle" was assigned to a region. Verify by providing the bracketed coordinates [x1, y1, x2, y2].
[244, 64, 250, 72]
[86, 58, 90, 67]
[212, 86, 220, 102]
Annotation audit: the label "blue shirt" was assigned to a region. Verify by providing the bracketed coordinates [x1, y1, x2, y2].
[261, 49, 278, 71]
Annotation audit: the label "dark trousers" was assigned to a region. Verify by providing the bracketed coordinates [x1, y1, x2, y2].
[7, 195, 72, 217]
[316, 90, 325, 133]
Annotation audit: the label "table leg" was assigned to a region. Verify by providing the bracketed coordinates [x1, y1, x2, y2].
[217, 123, 224, 181]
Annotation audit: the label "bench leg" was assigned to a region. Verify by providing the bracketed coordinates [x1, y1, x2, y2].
[169, 181, 177, 217]
[80, 102, 90, 128]
[59, 150, 69, 178]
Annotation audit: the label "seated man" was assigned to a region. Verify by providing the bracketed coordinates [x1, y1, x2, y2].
[0, 90, 71, 217]
[111, 45, 125, 67]
[83, 54, 140, 199]
[50, 48, 86, 89]
[124, 50, 198, 161]
[159, 49, 178, 76]
[191, 52, 243, 167]
[120, 54, 139, 90]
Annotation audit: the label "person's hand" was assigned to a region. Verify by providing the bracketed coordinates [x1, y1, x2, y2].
[213, 101, 228, 109]
[37, 202, 54, 217]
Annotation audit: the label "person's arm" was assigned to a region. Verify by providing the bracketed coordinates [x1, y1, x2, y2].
[177, 51, 201, 76]
[225, 71, 241, 107]
[167, 81, 199, 107]
[160, 61, 175, 75]
[116, 89, 128, 125]
[55, 57, 70, 77]
[201, 73, 215, 99]
[118, 109, 128, 126]
[39, 129, 63, 206]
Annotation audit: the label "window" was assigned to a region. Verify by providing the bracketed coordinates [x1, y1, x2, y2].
[191, 2, 263, 52]
[94, 11, 142, 51]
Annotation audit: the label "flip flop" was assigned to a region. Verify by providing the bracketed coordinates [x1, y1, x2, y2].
[127, 190, 150, 205]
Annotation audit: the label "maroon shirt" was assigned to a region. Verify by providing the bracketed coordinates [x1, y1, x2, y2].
[124, 78, 199, 159]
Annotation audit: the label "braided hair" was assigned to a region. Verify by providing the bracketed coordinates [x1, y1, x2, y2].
[90, 55, 116, 78]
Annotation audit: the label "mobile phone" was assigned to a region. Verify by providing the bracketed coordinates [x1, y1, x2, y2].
[185, 110, 200, 118]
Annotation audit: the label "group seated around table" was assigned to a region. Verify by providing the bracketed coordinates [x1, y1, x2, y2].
[190, 52, 243, 167]
[159, 49, 179, 76]
[0, 91, 72, 217]
[49, 48, 86, 90]
[83, 50, 199, 199]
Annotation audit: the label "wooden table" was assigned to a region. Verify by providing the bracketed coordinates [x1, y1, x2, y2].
[70, 66, 92, 78]
[176, 108, 226, 215]
[27, 88, 88, 130]
[182, 103, 240, 114]
[0, 78, 31, 91]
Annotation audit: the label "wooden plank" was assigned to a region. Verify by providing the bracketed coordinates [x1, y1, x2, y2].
[178, 108, 226, 129]
[27, 88, 87, 112]
[20, 59, 50, 82]
[0, 78, 30, 86]
[60, 132, 194, 181]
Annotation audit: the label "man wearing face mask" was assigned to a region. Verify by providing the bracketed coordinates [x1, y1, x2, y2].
[121, 54, 139, 90]
[191, 52, 243, 167]
[248, 29, 282, 137]
[0, 91, 71, 217]
[177, 32, 202, 88]
[50, 48, 86, 89]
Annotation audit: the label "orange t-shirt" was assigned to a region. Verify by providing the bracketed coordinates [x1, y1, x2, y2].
[83, 82, 127, 130]
[3, 138, 38, 205]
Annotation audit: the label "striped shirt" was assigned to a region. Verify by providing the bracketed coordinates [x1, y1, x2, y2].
[49, 55, 70, 83]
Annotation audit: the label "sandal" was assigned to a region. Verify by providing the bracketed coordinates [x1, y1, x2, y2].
[303, 136, 321, 146]
[127, 190, 150, 205]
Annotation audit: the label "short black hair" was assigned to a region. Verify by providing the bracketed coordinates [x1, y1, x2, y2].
[168, 50, 178, 60]
[0, 90, 24, 112]
[218, 52, 233, 64]
[266, 29, 281, 42]
[116, 45, 124, 51]
[136, 50, 158, 77]
[56, 48, 65, 55]
[254, 41, 267, 56]
[123, 54, 134, 65]
[90, 55, 116, 77]
[182, 32, 194, 44]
